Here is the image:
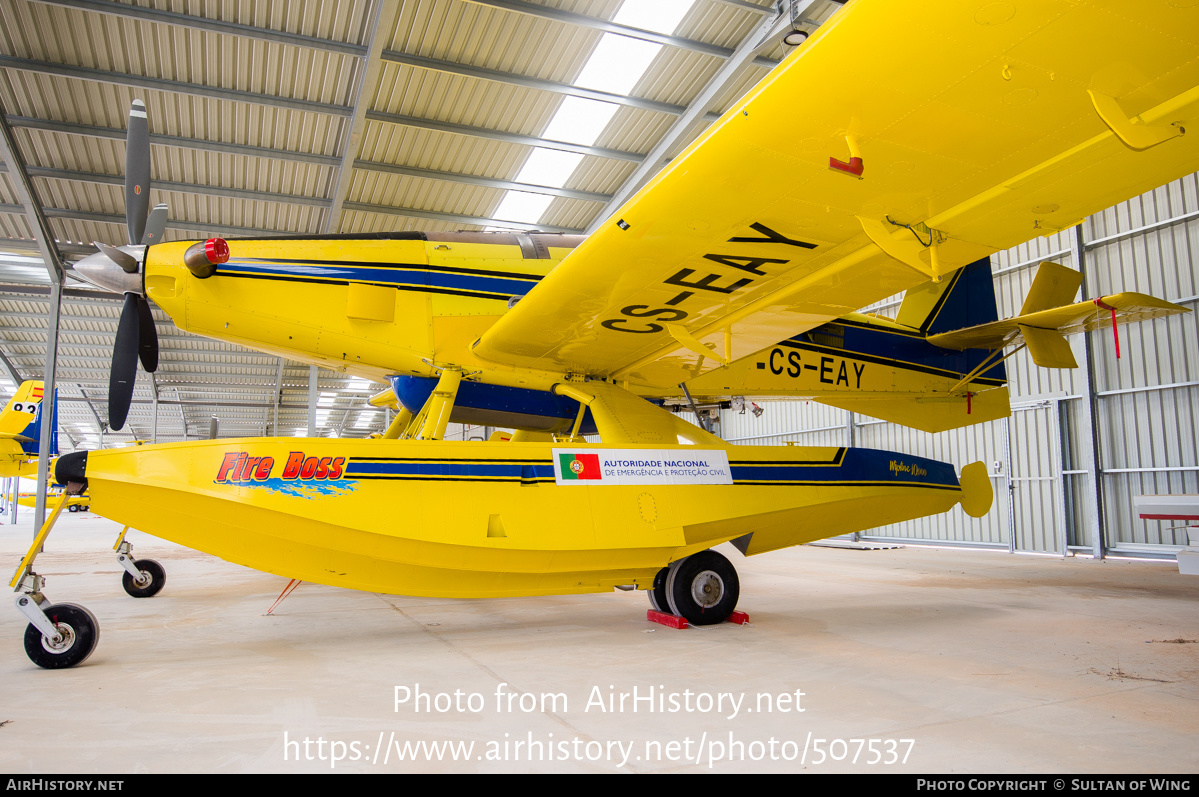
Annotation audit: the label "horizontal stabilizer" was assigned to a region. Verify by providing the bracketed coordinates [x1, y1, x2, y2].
[928, 292, 1188, 353]
[1019, 325, 1077, 369]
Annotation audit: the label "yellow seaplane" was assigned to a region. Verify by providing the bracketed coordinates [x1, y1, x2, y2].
[12, 0, 1197, 668]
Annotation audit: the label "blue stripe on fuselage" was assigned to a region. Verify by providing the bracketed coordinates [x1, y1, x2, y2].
[788, 321, 1007, 385]
[216, 260, 539, 297]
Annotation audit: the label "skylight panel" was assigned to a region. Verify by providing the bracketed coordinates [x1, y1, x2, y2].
[493, 191, 555, 224]
[516, 148, 585, 188]
[574, 34, 660, 95]
[613, 0, 694, 35]
[541, 97, 620, 147]
[483, 0, 697, 229]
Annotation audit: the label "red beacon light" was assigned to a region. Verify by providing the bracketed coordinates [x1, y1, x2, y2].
[183, 237, 230, 279]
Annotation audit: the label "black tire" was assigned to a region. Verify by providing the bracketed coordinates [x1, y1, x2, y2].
[23, 603, 100, 669]
[648, 566, 670, 612]
[665, 550, 740, 626]
[122, 558, 166, 598]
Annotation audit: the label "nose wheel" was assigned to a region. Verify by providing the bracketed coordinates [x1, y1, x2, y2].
[116, 534, 165, 598]
[121, 558, 165, 598]
[647, 549, 740, 626]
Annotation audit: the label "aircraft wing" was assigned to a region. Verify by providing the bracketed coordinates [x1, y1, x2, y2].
[472, 0, 1199, 389]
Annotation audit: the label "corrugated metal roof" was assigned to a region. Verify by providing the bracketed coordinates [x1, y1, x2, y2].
[0, 0, 848, 450]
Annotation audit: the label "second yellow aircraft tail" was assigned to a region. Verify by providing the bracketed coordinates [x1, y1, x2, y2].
[0, 381, 57, 478]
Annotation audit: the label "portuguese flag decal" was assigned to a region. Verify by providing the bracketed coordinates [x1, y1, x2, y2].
[558, 453, 602, 481]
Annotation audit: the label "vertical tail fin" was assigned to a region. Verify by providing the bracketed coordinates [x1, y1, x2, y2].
[0, 381, 57, 457]
[896, 257, 999, 334]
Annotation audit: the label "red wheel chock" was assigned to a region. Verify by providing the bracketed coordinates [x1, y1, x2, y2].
[646, 609, 751, 629]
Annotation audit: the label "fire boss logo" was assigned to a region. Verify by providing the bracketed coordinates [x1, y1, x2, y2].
[215, 451, 346, 484]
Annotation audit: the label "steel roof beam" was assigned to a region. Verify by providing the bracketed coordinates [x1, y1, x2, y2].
[8, 357, 284, 372]
[51, 379, 298, 391]
[0, 108, 65, 281]
[364, 111, 643, 162]
[460, 0, 737, 58]
[325, 0, 400, 234]
[5, 164, 331, 207]
[340, 201, 583, 233]
[0, 348, 24, 384]
[5, 116, 342, 168]
[75, 384, 107, 434]
[711, 0, 773, 11]
[0, 282, 149, 301]
[7, 197, 583, 237]
[0, 56, 354, 118]
[55, 396, 354, 412]
[26, 0, 369, 57]
[0, 239, 99, 259]
[353, 160, 611, 202]
[382, 51, 715, 118]
[30, 207, 311, 239]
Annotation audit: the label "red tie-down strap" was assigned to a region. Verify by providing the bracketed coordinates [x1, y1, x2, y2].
[1094, 298, 1120, 359]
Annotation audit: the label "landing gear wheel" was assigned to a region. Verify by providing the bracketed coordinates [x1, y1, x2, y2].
[665, 550, 739, 626]
[68, 505, 77, 513]
[648, 566, 671, 612]
[23, 603, 100, 669]
[121, 558, 165, 598]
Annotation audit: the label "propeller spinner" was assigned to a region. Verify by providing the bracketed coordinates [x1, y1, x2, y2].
[70, 99, 163, 431]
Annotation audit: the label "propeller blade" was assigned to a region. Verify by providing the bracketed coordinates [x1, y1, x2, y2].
[94, 242, 139, 274]
[125, 100, 151, 246]
[141, 203, 168, 246]
[136, 296, 159, 373]
[109, 293, 140, 431]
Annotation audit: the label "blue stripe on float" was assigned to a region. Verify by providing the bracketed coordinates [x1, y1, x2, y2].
[731, 449, 959, 488]
[345, 461, 556, 481]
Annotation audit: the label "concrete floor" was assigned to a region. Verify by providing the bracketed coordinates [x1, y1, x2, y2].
[1, 512, 1197, 774]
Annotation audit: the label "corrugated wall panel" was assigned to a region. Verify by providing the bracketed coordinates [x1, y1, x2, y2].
[722, 398, 846, 447]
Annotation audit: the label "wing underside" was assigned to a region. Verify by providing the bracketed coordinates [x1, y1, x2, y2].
[471, 0, 1199, 388]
